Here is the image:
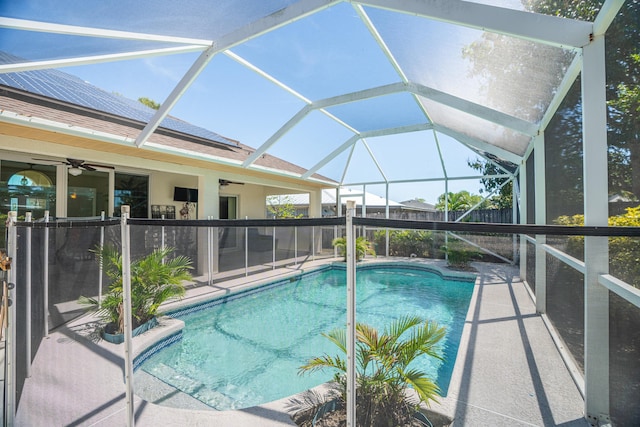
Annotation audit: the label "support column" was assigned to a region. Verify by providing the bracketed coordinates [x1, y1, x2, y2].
[308, 189, 323, 218]
[56, 165, 67, 217]
[582, 35, 610, 424]
[512, 175, 518, 263]
[385, 183, 390, 257]
[309, 189, 323, 255]
[197, 174, 219, 277]
[519, 158, 528, 281]
[534, 134, 547, 313]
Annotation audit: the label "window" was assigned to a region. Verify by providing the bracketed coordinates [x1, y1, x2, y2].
[1, 161, 57, 219]
[68, 170, 109, 217]
[114, 173, 149, 218]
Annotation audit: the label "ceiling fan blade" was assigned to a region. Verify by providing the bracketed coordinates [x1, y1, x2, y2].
[219, 179, 244, 186]
[66, 158, 85, 168]
[83, 163, 115, 170]
[32, 157, 113, 171]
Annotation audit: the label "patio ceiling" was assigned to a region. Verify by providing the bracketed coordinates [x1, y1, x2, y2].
[0, 0, 622, 189]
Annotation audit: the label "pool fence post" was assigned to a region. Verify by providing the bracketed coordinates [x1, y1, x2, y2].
[120, 205, 135, 427]
[5, 211, 18, 427]
[294, 226, 298, 266]
[161, 215, 166, 264]
[272, 221, 276, 270]
[25, 212, 32, 379]
[312, 226, 315, 261]
[346, 200, 356, 427]
[98, 211, 105, 306]
[207, 216, 213, 286]
[245, 218, 249, 277]
[43, 211, 50, 337]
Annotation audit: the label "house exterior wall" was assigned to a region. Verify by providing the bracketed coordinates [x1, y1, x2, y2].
[150, 171, 199, 218]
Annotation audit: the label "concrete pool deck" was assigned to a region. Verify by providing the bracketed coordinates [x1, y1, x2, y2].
[14, 259, 588, 426]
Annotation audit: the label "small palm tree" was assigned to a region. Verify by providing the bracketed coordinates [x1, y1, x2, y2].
[79, 245, 192, 334]
[299, 316, 446, 426]
[332, 236, 375, 261]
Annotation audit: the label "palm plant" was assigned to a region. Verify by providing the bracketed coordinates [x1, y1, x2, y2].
[79, 245, 192, 334]
[332, 236, 376, 261]
[299, 315, 446, 427]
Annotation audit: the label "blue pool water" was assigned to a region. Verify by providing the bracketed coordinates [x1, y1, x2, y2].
[135, 265, 475, 410]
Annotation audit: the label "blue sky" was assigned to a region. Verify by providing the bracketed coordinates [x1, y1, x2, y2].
[64, 55, 485, 204]
[3, 1, 491, 204]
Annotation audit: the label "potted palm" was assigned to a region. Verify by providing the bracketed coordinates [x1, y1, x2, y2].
[332, 236, 376, 261]
[79, 244, 192, 343]
[297, 315, 447, 426]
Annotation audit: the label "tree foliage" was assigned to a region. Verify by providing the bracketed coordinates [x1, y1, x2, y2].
[435, 190, 488, 211]
[267, 195, 303, 219]
[467, 156, 514, 209]
[138, 97, 161, 110]
[463, 1, 640, 209]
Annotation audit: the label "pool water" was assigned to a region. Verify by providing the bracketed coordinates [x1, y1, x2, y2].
[135, 265, 475, 410]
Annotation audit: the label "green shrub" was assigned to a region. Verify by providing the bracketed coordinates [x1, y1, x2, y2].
[554, 205, 640, 288]
[441, 242, 481, 268]
[373, 229, 435, 258]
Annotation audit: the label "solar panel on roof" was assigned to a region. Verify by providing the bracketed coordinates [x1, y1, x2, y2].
[0, 51, 237, 147]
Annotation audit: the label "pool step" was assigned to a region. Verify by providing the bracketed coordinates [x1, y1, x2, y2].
[145, 363, 236, 410]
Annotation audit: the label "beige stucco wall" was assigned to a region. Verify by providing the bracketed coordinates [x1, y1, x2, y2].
[0, 135, 330, 221]
[149, 171, 199, 218]
[219, 183, 268, 219]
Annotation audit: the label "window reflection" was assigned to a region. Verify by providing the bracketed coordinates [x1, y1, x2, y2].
[67, 170, 109, 217]
[114, 173, 149, 218]
[1, 162, 57, 219]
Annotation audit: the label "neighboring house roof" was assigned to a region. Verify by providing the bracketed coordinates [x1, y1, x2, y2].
[400, 199, 437, 211]
[269, 188, 404, 207]
[0, 51, 334, 185]
[608, 194, 637, 203]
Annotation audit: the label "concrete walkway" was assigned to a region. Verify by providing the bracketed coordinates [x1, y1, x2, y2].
[14, 260, 588, 426]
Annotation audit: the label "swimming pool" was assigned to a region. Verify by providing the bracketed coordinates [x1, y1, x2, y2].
[134, 263, 475, 410]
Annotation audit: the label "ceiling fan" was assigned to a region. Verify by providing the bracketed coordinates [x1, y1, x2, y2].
[219, 179, 244, 187]
[33, 158, 115, 176]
